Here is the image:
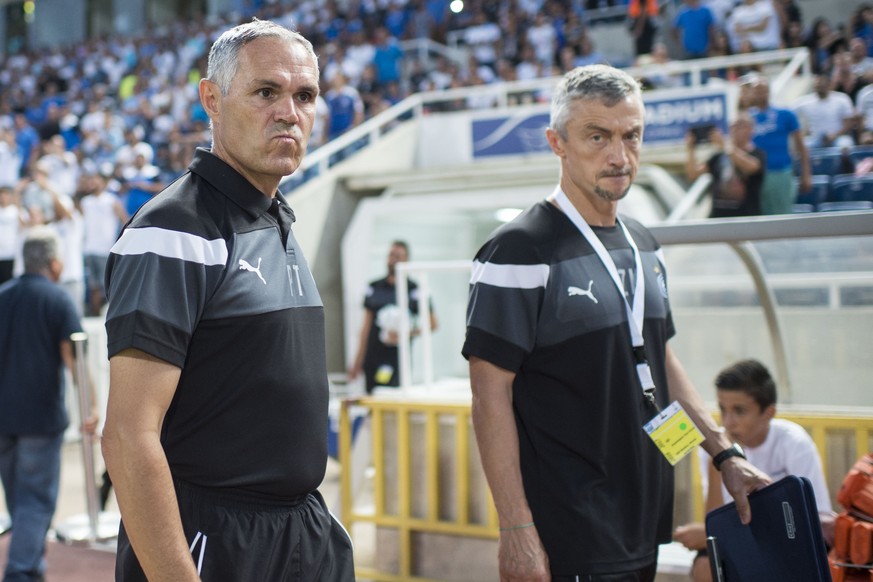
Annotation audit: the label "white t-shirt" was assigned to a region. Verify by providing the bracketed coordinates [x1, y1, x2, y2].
[701, 418, 833, 515]
[80, 190, 123, 256]
[856, 85, 873, 130]
[792, 91, 855, 147]
[726, 0, 780, 52]
[0, 204, 22, 260]
[53, 194, 84, 284]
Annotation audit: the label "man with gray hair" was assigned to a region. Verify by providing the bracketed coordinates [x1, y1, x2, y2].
[0, 227, 97, 582]
[463, 65, 770, 580]
[102, 19, 354, 581]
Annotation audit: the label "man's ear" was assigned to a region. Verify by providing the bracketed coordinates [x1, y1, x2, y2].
[762, 403, 776, 422]
[199, 79, 221, 122]
[546, 127, 565, 158]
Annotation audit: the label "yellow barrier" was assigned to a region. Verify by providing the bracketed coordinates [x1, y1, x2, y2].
[339, 398, 873, 581]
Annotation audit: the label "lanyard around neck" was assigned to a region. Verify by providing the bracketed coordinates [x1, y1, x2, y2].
[552, 188, 657, 397]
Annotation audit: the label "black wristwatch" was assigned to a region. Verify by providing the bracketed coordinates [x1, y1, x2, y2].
[712, 443, 746, 471]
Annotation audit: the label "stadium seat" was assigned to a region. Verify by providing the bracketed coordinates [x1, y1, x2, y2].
[817, 201, 873, 212]
[807, 148, 849, 176]
[794, 175, 830, 208]
[829, 174, 873, 203]
[848, 145, 873, 167]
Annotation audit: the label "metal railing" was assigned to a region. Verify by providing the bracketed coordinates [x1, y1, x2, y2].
[339, 397, 873, 581]
[282, 48, 811, 193]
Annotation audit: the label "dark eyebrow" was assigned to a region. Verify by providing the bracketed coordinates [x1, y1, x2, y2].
[250, 79, 319, 96]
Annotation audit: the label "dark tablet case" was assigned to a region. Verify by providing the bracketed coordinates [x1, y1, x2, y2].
[705, 475, 832, 581]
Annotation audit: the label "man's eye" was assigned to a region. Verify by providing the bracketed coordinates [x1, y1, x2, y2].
[258, 88, 274, 98]
[297, 92, 313, 103]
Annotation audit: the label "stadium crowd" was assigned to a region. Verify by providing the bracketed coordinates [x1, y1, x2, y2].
[1, 0, 873, 314]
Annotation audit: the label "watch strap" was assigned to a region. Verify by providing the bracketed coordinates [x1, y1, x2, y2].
[712, 443, 746, 471]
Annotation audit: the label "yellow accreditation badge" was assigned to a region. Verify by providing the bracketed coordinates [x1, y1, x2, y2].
[375, 364, 395, 385]
[643, 401, 705, 466]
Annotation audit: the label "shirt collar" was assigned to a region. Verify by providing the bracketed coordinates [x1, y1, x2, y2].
[187, 148, 295, 222]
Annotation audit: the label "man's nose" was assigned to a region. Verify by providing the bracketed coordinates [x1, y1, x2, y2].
[275, 96, 300, 125]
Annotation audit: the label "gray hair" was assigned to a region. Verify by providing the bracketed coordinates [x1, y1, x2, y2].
[550, 65, 643, 140]
[207, 19, 319, 95]
[23, 226, 61, 274]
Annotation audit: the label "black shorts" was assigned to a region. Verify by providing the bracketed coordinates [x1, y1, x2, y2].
[116, 480, 355, 581]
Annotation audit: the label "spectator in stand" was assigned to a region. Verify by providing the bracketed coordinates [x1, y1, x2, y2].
[831, 50, 869, 103]
[0, 127, 21, 188]
[673, 0, 716, 59]
[20, 162, 67, 226]
[726, 0, 782, 53]
[527, 13, 559, 69]
[464, 9, 501, 76]
[79, 170, 127, 316]
[120, 148, 163, 216]
[115, 126, 155, 175]
[345, 22, 376, 85]
[628, 0, 660, 58]
[573, 34, 608, 68]
[0, 185, 26, 285]
[685, 114, 765, 218]
[309, 95, 331, 151]
[372, 27, 404, 87]
[851, 4, 873, 58]
[708, 28, 739, 81]
[745, 75, 811, 214]
[776, 0, 803, 31]
[638, 42, 683, 89]
[848, 37, 873, 82]
[325, 72, 365, 141]
[855, 82, 873, 133]
[805, 18, 848, 75]
[36, 134, 80, 199]
[703, 0, 737, 31]
[793, 73, 858, 148]
[13, 112, 39, 178]
[518, 45, 545, 80]
[782, 19, 806, 50]
[52, 178, 86, 317]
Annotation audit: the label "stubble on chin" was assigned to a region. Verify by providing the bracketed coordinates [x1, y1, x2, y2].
[594, 184, 631, 202]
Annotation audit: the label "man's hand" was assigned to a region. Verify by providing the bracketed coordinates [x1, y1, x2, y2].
[673, 522, 707, 551]
[498, 526, 551, 581]
[719, 457, 772, 524]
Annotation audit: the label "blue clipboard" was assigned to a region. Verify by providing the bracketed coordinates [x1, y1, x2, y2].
[705, 475, 831, 581]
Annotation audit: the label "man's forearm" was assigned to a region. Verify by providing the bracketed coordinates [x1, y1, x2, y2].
[103, 432, 200, 581]
[663, 345, 731, 456]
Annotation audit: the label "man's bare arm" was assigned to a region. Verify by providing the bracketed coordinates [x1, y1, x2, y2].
[470, 357, 549, 581]
[664, 344, 771, 524]
[102, 349, 200, 582]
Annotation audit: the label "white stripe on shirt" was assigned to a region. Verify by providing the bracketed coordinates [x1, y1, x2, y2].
[111, 227, 228, 266]
[470, 259, 549, 289]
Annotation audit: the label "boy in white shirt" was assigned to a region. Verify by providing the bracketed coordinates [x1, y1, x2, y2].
[674, 359, 835, 582]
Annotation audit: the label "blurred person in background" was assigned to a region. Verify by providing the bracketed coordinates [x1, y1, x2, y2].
[685, 114, 766, 218]
[745, 75, 811, 214]
[349, 240, 438, 394]
[0, 227, 98, 582]
[78, 169, 127, 316]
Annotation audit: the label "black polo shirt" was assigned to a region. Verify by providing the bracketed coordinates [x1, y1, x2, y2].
[462, 200, 676, 575]
[0, 274, 82, 435]
[105, 148, 328, 500]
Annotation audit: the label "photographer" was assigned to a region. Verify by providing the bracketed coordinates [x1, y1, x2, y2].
[685, 114, 766, 218]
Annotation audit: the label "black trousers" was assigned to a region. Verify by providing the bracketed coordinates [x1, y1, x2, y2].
[552, 556, 657, 582]
[115, 481, 355, 581]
